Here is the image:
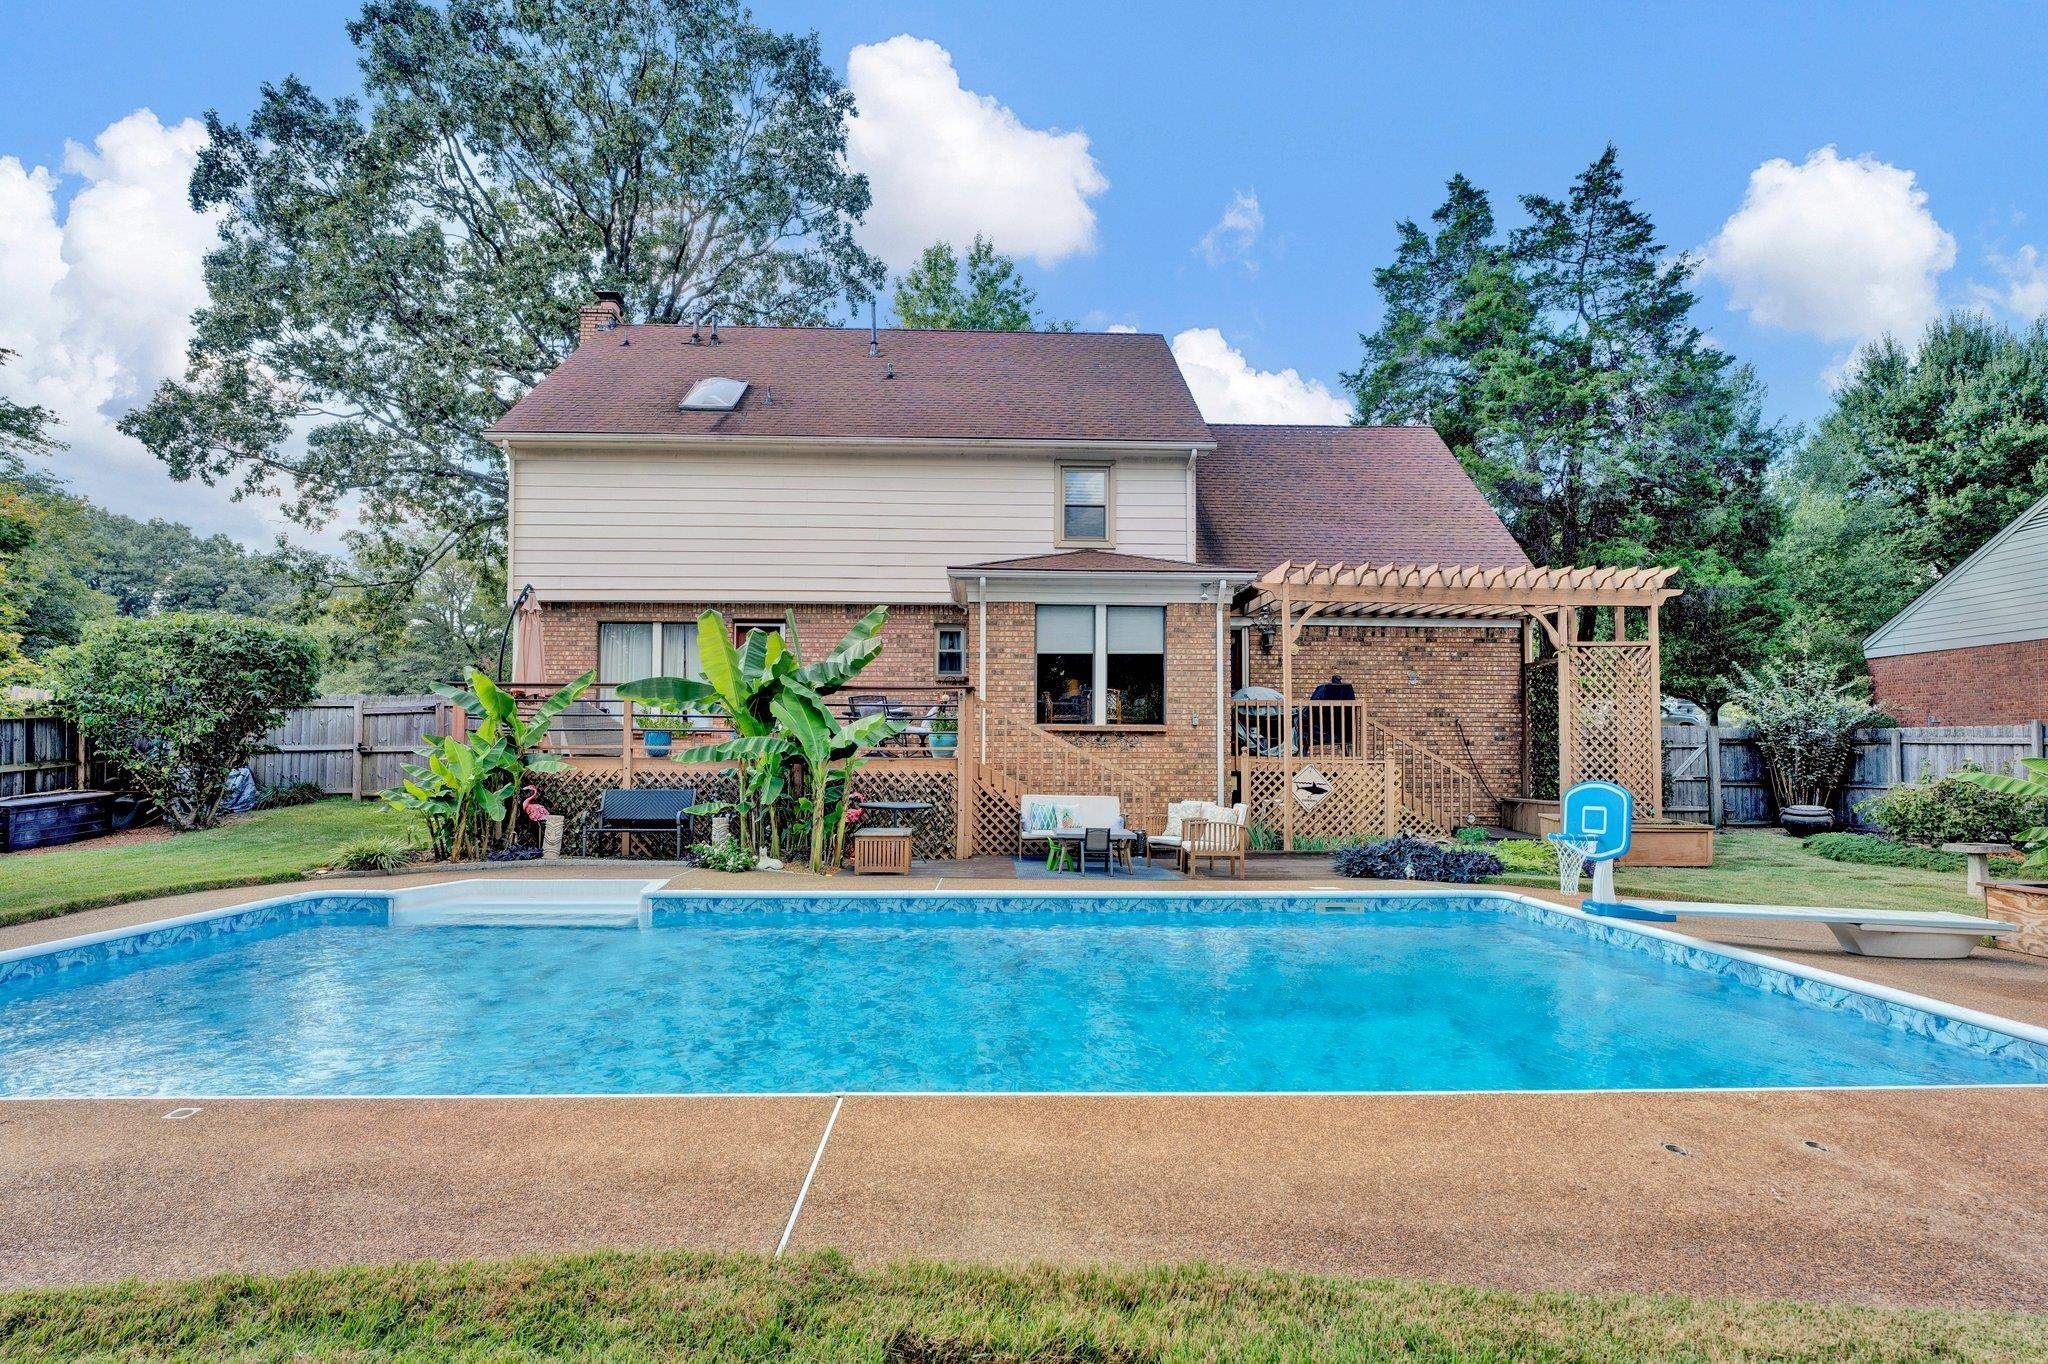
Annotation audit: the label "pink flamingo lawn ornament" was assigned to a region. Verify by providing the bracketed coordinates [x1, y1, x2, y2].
[520, 784, 550, 824]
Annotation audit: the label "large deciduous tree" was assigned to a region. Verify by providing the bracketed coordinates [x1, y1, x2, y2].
[1345, 149, 1786, 714]
[891, 236, 1068, 332]
[1772, 313, 2048, 674]
[123, 0, 885, 580]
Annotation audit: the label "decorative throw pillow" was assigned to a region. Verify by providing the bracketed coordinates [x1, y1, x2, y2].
[1163, 800, 1204, 840]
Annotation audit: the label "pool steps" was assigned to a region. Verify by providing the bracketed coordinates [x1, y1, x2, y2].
[387, 879, 666, 930]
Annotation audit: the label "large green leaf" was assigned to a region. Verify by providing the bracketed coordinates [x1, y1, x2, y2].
[616, 676, 716, 712]
[694, 611, 753, 722]
[666, 733, 792, 765]
[470, 670, 518, 726]
[770, 691, 838, 767]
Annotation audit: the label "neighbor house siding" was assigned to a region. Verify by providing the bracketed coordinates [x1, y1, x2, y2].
[507, 446, 1195, 604]
[1864, 497, 2048, 659]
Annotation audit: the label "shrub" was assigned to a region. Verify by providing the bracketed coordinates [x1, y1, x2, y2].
[691, 836, 759, 873]
[1491, 838, 1560, 874]
[1451, 826, 1491, 845]
[1727, 659, 1883, 808]
[1962, 758, 2048, 874]
[332, 835, 419, 873]
[1333, 835, 1503, 884]
[1859, 765, 2042, 847]
[253, 779, 326, 810]
[48, 614, 321, 830]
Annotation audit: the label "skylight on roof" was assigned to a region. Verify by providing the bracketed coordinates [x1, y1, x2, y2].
[679, 377, 747, 411]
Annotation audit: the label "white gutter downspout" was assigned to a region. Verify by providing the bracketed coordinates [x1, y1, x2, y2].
[977, 576, 988, 764]
[1215, 578, 1228, 803]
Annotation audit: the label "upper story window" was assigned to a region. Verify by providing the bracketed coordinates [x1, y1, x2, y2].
[1060, 465, 1110, 543]
[935, 625, 967, 678]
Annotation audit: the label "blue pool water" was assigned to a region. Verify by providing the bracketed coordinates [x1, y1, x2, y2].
[1, 895, 2042, 1095]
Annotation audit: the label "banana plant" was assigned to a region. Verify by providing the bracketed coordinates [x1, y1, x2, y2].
[773, 689, 904, 871]
[1964, 759, 2048, 872]
[618, 607, 894, 860]
[388, 669, 593, 859]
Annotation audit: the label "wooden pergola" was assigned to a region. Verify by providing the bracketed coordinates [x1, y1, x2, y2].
[1239, 562, 1681, 847]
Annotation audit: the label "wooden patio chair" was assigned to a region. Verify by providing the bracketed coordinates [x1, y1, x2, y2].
[1179, 817, 1247, 879]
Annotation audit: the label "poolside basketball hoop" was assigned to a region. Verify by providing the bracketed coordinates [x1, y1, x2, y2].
[1549, 781, 1632, 909]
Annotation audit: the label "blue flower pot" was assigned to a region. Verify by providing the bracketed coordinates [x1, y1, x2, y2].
[642, 729, 672, 758]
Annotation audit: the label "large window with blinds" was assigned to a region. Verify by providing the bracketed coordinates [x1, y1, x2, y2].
[1034, 604, 1165, 726]
[596, 621, 700, 688]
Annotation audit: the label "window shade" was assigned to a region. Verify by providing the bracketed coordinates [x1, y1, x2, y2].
[597, 622, 654, 681]
[1106, 606, 1164, 653]
[1035, 604, 1096, 654]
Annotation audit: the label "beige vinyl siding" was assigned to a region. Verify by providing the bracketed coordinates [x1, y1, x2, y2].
[510, 446, 1195, 603]
[1865, 496, 2048, 658]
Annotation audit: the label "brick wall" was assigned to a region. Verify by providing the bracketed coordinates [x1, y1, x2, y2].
[978, 601, 1223, 811]
[531, 601, 970, 691]
[1243, 624, 1525, 801]
[1868, 639, 2048, 726]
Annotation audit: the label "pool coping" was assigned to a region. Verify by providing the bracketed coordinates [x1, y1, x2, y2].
[4, 879, 2047, 1098]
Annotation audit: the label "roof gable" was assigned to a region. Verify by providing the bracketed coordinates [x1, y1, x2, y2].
[491, 325, 1213, 447]
[1196, 425, 1528, 571]
[1864, 492, 2048, 658]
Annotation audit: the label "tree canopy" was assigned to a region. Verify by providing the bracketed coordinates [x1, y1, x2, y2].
[891, 236, 1069, 331]
[124, 0, 885, 582]
[1345, 149, 1786, 713]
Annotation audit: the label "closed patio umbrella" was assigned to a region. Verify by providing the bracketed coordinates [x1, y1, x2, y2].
[512, 589, 546, 684]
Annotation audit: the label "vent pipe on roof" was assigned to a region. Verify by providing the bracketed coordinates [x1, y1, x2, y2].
[869, 299, 879, 356]
[709, 314, 721, 345]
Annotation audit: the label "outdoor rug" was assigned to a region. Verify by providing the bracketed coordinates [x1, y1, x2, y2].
[1012, 857, 1183, 882]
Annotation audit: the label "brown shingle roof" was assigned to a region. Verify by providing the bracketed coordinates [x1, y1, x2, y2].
[1196, 425, 1529, 571]
[951, 550, 1247, 574]
[490, 325, 1213, 446]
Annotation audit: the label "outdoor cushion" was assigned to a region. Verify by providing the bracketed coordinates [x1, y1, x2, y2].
[1019, 794, 1123, 838]
[1162, 800, 1205, 841]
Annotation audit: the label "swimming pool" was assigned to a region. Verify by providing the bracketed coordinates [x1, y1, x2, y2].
[2, 886, 2043, 1096]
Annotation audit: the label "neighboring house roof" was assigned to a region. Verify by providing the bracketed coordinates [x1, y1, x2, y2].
[951, 550, 1247, 575]
[1195, 424, 1530, 570]
[1864, 491, 2048, 659]
[490, 325, 1214, 447]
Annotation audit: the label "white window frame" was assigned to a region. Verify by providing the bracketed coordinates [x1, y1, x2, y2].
[1035, 603, 1164, 727]
[596, 620, 701, 687]
[1055, 462, 1114, 547]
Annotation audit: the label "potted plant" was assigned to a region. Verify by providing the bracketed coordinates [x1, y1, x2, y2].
[635, 711, 674, 758]
[1728, 659, 1882, 837]
[1964, 759, 2048, 958]
[929, 708, 958, 754]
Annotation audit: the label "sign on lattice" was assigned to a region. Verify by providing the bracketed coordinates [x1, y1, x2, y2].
[1239, 759, 1398, 844]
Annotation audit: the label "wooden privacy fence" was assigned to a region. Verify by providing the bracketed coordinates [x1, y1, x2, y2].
[1663, 720, 2048, 828]
[0, 715, 85, 799]
[251, 695, 450, 797]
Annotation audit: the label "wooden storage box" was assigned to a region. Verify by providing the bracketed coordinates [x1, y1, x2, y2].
[0, 789, 112, 852]
[852, 827, 914, 875]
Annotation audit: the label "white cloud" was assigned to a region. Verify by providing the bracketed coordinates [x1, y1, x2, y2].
[1170, 328, 1349, 424]
[1701, 146, 1956, 346]
[1104, 323, 1139, 334]
[0, 110, 316, 544]
[1974, 243, 2048, 320]
[1195, 189, 1262, 270]
[845, 35, 1107, 270]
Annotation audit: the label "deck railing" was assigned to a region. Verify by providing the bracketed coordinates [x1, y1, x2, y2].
[1228, 698, 1488, 837]
[506, 683, 966, 769]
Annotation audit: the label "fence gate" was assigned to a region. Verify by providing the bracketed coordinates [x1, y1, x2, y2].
[252, 695, 448, 797]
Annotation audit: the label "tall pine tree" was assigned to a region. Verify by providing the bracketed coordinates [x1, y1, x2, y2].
[1345, 149, 1785, 714]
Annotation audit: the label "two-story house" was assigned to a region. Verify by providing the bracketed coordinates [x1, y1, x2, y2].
[490, 294, 1679, 854]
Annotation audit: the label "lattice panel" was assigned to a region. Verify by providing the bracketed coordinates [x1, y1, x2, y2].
[973, 785, 1023, 858]
[1239, 759, 1399, 846]
[1565, 644, 1659, 810]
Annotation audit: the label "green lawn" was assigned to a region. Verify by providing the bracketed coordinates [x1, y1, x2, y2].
[0, 799, 411, 927]
[0, 1250, 2040, 1362]
[1493, 827, 1984, 915]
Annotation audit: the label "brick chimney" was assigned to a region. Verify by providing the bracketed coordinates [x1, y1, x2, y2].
[578, 290, 624, 345]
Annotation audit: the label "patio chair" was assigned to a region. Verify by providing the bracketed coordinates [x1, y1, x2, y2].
[1181, 817, 1247, 878]
[1080, 825, 1116, 876]
[588, 787, 697, 858]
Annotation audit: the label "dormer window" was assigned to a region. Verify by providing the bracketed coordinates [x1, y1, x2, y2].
[679, 377, 747, 411]
[1059, 464, 1110, 544]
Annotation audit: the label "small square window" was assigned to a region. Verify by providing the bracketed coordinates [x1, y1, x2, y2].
[1061, 466, 1109, 542]
[936, 626, 966, 677]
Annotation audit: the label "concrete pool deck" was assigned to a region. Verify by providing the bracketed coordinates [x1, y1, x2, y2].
[2, 868, 2046, 1309]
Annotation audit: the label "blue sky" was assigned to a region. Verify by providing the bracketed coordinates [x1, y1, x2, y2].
[5, 2, 2047, 542]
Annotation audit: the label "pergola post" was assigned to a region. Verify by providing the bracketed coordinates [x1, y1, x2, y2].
[1647, 602, 1663, 818]
[1278, 578, 1295, 853]
[1557, 606, 1576, 796]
